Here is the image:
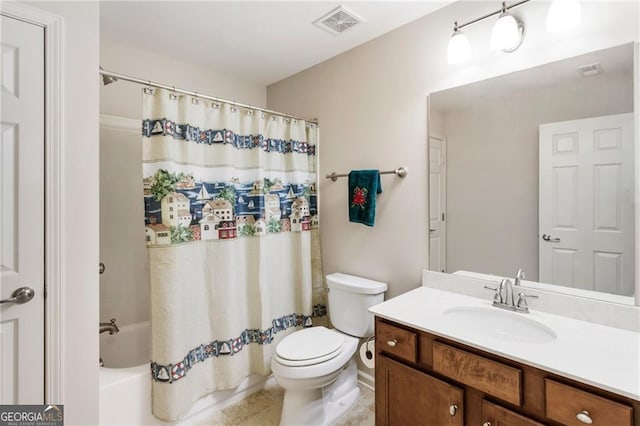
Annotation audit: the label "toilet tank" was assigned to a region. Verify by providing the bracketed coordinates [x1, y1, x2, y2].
[326, 273, 387, 337]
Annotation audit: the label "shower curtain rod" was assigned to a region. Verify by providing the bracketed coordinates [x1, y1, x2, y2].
[99, 67, 319, 125]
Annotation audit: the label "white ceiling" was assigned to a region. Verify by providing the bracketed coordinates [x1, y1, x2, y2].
[100, 1, 451, 86]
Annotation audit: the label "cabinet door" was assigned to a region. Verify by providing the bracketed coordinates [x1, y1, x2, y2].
[482, 400, 545, 426]
[376, 355, 463, 426]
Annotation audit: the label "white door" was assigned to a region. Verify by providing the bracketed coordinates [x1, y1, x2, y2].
[429, 137, 446, 272]
[0, 15, 45, 403]
[539, 113, 634, 295]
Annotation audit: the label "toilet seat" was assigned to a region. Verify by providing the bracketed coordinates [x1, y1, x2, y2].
[275, 326, 345, 367]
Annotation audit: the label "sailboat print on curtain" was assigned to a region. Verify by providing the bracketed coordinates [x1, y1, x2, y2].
[196, 183, 211, 202]
[142, 88, 325, 422]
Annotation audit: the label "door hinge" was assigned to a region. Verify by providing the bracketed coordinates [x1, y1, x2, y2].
[442, 213, 445, 221]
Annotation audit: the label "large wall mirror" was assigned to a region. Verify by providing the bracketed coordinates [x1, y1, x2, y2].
[428, 43, 636, 303]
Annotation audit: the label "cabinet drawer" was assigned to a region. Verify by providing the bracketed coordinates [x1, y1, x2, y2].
[482, 399, 545, 426]
[376, 321, 417, 363]
[545, 379, 632, 426]
[433, 341, 522, 406]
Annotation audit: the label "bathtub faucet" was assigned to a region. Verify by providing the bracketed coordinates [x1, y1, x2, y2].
[100, 318, 120, 335]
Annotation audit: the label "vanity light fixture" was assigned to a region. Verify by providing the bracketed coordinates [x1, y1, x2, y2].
[448, 0, 581, 64]
[447, 22, 472, 64]
[546, 0, 581, 33]
[447, 0, 529, 64]
[490, 2, 524, 52]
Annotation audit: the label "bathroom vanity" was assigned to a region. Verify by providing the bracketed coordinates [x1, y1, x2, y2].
[370, 285, 640, 426]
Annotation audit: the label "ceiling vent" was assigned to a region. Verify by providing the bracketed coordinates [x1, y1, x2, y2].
[577, 62, 603, 77]
[314, 6, 364, 36]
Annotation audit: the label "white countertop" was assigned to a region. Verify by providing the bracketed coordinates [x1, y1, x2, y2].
[369, 286, 640, 401]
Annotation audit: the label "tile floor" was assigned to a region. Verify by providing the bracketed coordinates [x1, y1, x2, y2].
[191, 380, 375, 426]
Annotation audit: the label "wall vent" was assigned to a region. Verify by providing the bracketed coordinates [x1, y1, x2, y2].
[313, 6, 364, 36]
[577, 62, 603, 77]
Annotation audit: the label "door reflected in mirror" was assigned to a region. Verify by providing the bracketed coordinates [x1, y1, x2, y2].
[428, 43, 635, 300]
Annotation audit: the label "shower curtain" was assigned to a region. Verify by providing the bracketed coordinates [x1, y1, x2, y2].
[141, 88, 325, 421]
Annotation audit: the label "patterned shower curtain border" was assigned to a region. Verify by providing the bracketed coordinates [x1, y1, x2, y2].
[142, 119, 316, 156]
[150, 304, 327, 383]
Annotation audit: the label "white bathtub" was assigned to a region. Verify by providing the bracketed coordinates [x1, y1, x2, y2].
[99, 321, 159, 425]
[99, 321, 271, 425]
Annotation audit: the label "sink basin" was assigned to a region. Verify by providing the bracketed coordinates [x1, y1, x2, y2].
[442, 306, 557, 343]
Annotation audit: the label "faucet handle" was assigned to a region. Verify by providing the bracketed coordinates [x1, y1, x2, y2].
[484, 285, 503, 304]
[516, 292, 539, 310]
[514, 268, 525, 285]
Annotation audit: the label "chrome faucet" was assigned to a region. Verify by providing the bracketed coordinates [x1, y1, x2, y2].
[514, 268, 525, 286]
[498, 278, 516, 307]
[100, 318, 119, 335]
[485, 278, 538, 313]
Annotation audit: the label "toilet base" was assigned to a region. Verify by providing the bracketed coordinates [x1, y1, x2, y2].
[279, 358, 360, 426]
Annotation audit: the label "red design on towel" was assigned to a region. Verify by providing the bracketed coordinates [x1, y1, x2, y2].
[351, 187, 368, 209]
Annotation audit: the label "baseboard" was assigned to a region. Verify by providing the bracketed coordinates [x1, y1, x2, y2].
[185, 370, 373, 424]
[180, 374, 271, 424]
[357, 369, 375, 391]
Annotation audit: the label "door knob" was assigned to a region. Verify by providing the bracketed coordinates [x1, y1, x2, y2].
[0, 287, 35, 305]
[449, 404, 458, 416]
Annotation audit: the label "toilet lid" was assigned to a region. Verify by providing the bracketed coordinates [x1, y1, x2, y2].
[276, 326, 344, 366]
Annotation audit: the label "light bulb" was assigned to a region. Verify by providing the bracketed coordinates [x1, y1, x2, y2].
[490, 12, 522, 51]
[547, 0, 581, 33]
[447, 28, 471, 64]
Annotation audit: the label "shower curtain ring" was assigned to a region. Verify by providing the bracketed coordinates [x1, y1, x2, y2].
[143, 80, 154, 95]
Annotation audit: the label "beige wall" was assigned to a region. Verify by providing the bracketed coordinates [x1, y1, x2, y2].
[267, 1, 639, 299]
[99, 39, 267, 327]
[440, 70, 633, 281]
[100, 39, 267, 119]
[428, 107, 445, 140]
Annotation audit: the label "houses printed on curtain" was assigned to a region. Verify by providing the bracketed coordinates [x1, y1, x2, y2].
[144, 169, 318, 246]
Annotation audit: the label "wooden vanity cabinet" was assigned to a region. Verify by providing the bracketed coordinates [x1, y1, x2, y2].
[375, 317, 638, 426]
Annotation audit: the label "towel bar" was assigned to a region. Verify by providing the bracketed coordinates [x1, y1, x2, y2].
[325, 167, 408, 182]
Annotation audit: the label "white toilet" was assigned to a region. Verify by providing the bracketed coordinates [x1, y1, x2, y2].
[271, 273, 387, 426]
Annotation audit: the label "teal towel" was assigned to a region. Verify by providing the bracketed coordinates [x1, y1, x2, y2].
[348, 170, 382, 227]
